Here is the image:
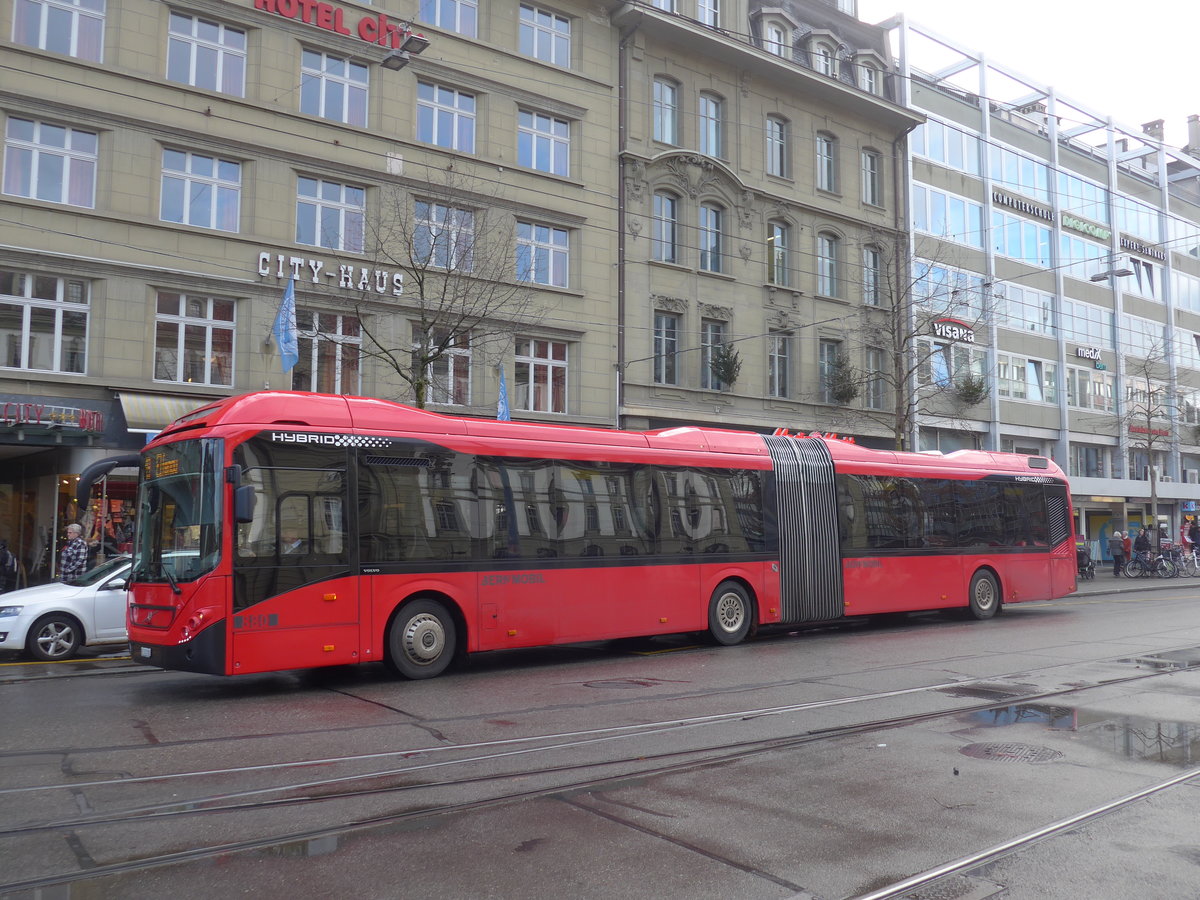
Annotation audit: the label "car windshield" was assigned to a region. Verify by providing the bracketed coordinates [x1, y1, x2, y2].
[68, 555, 131, 587]
[132, 438, 223, 584]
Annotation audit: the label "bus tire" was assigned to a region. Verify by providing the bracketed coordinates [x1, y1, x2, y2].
[385, 599, 456, 680]
[708, 581, 752, 646]
[967, 570, 1000, 620]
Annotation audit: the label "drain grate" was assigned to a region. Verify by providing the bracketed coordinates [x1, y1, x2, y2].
[959, 742, 1063, 763]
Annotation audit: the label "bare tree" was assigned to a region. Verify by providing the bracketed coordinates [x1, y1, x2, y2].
[309, 167, 545, 409]
[820, 234, 994, 450]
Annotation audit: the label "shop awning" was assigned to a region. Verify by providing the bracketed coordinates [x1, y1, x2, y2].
[117, 392, 206, 433]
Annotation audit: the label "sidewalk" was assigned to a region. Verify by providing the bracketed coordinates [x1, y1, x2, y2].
[1069, 569, 1198, 597]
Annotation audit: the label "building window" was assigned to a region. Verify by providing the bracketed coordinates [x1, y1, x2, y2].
[653, 79, 679, 145]
[419, 0, 476, 38]
[300, 50, 367, 127]
[414, 201, 474, 270]
[293, 311, 360, 394]
[651, 0, 675, 8]
[417, 82, 476, 152]
[812, 42, 836, 76]
[766, 116, 788, 177]
[861, 149, 881, 206]
[518, 110, 569, 176]
[816, 133, 837, 193]
[768, 330, 791, 398]
[653, 311, 679, 384]
[516, 221, 569, 287]
[166, 12, 245, 96]
[697, 0, 718, 27]
[515, 338, 567, 413]
[3, 118, 97, 208]
[764, 23, 788, 56]
[859, 63, 879, 95]
[699, 203, 723, 273]
[700, 318, 725, 390]
[988, 144, 1050, 204]
[912, 184, 984, 249]
[652, 192, 679, 263]
[154, 292, 234, 385]
[862, 245, 882, 305]
[519, 4, 570, 67]
[1069, 444, 1108, 479]
[13, 0, 104, 61]
[866, 347, 886, 409]
[296, 177, 364, 252]
[160, 148, 240, 232]
[918, 338, 986, 388]
[817, 232, 839, 297]
[819, 339, 841, 404]
[414, 325, 471, 405]
[767, 221, 789, 286]
[0, 269, 88, 373]
[998, 354, 1057, 404]
[699, 92, 723, 158]
[911, 119, 982, 176]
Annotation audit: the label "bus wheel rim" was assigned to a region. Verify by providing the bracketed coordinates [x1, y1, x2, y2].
[975, 579, 995, 610]
[403, 613, 445, 664]
[716, 592, 744, 632]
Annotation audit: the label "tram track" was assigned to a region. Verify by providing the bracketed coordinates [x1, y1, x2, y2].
[3, 651, 1198, 896]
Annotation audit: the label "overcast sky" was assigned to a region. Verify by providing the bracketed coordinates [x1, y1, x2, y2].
[856, 0, 1198, 152]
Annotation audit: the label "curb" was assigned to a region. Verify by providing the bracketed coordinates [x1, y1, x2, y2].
[1070, 577, 1196, 597]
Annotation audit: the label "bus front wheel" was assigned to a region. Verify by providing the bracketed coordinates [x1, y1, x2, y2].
[967, 570, 1000, 620]
[386, 599, 457, 679]
[708, 581, 752, 645]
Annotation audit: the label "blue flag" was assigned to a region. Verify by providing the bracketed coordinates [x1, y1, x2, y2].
[497, 366, 511, 421]
[272, 276, 299, 373]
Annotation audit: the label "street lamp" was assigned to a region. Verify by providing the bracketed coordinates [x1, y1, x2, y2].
[1090, 254, 1135, 282]
[381, 29, 430, 70]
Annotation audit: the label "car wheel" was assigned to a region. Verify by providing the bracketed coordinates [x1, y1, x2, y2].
[27, 614, 83, 661]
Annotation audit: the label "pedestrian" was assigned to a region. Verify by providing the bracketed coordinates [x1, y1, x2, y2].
[0, 539, 17, 593]
[1133, 528, 1151, 564]
[1108, 531, 1125, 577]
[59, 523, 89, 582]
[1123, 530, 1133, 562]
[1190, 519, 1200, 554]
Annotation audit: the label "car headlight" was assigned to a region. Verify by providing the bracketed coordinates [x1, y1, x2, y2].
[0, 606, 23, 617]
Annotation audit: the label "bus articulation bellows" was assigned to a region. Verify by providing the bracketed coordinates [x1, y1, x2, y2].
[116, 392, 1076, 678]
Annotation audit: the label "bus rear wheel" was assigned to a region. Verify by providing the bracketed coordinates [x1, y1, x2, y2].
[386, 599, 456, 679]
[708, 581, 752, 645]
[967, 570, 999, 620]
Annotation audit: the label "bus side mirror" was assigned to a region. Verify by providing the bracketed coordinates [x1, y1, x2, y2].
[235, 485, 256, 524]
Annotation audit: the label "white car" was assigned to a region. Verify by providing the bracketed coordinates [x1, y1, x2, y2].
[0, 555, 131, 661]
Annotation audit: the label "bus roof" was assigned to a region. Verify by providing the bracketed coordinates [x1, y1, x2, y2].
[156, 391, 1065, 477]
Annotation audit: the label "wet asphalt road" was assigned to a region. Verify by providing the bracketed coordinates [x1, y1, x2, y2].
[2, 578, 1200, 899]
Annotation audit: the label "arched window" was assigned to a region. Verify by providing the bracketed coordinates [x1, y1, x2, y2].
[698, 92, 723, 158]
[766, 115, 789, 177]
[859, 62, 879, 95]
[652, 191, 679, 263]
[812, 41, 837, 77]
[817, 231, 840, 297]
[861, 148, 881, 205]
[862, 244, 882, 305]
[764, 23, 788, 56]
[699, 203, 724, 273]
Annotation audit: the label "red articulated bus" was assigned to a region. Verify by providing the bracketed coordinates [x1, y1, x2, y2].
[119, 392, 1076, 678]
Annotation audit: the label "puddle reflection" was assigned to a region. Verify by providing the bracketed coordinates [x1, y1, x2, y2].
[964, 702, 1200, 767]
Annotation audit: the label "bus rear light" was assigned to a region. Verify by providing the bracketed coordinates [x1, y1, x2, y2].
[507, 630, 517, 636]
[323, 593, 337, 602]
[323, 645, 335, 652]
[659, 617, 668, 623]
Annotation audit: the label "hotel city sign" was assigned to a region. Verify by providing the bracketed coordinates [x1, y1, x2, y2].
[252, 0, 424, 49]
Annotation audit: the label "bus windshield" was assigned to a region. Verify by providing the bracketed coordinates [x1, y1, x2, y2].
[133, 438, 223, 585]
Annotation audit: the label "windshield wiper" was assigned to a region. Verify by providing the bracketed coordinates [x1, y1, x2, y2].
[161, 564, 182, 595]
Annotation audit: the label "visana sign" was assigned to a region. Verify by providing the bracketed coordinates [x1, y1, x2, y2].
[931, 318, 976, 343]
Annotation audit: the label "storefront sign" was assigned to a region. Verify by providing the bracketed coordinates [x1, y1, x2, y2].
[0, 403, 104, 432]
[1061, 213, 1111, 241]
[252, 0, 421, 49]
[1119, 236, 1166, 262]
[931, 318, 976, 343]
[1129, 425, 1170, 437]
[1075, 347, 1102, 361]
[992, 191, 1054, 223]
[257, 251, 405, 297]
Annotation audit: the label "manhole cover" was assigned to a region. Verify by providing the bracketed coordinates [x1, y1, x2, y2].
[959, 742, 1063, 763]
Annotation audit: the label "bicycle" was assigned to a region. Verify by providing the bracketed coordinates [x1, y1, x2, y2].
[1124, 551, 1174, 578]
